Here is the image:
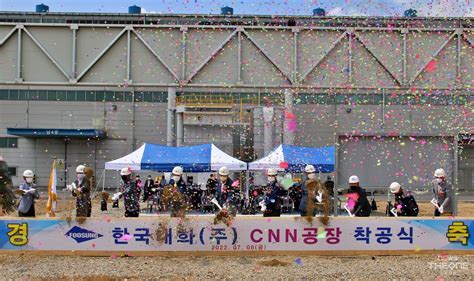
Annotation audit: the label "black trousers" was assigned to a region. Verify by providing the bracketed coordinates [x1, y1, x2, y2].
[125, 210, 139, 217]
[264, 207, 281, 217]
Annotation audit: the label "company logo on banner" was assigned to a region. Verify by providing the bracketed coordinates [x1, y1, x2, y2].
[65, 226, 103, 243]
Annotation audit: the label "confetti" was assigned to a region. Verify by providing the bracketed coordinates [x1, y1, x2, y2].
[120, 234, 133, 241]
[231, 180, 240, 187]
[317, 227, 327, 238]
[426, 61, 438, 73]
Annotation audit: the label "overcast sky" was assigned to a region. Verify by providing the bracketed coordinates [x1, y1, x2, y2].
[1, 0, 473, 17]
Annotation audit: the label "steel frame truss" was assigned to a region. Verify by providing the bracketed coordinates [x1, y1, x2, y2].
[0, 23, 473, 90]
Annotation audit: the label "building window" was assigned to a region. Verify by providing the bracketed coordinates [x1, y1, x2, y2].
[0, 138, 18, 148]
[0, 89, 168, 103]
[7, 167, 17, 177]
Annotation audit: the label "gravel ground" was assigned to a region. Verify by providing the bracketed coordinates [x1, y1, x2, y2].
[0, 254, 473, 280]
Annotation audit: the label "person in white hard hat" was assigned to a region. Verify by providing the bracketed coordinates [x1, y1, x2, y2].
[169, 166, 187, 194]
[431, 168, 453, 216]
[346, 175, 371, 217]
[17, 170, 40, 217]
[216, 166, 234, 208]
[67, 165, 91, 217]
[263, 168, 283, 217]
[163, 166, 187, 217]
[298, 165, 321, 216]
[388, 182, 419, 217]
[116, 167, 142, 217]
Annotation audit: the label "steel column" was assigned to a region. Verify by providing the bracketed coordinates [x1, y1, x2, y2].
[16, 27, 22, 82]
[166, 87, 176, 147]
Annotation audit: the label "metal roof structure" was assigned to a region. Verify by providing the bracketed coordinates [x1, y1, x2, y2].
[0, 12, 472, 91]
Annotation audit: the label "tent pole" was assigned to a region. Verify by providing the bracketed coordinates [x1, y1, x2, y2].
[245, 169, 250, 200]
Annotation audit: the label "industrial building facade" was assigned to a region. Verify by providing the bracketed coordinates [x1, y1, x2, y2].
[0, 12, 473, 191]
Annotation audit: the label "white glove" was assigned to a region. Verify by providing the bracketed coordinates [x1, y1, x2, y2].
[151, 188, 156, 192]
[259, 201, 267, 212]
[344, 204, 354, 217]
[439, 206, 444, 214]
[66, 185, 73, 192]
[316, 191, 323, 203]
[390, 207, 398, 217]
[430, 198, 439, 207]
[112, 192, 122, 201]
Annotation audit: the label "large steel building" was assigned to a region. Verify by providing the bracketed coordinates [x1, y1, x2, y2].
[0, 10, 473, 192]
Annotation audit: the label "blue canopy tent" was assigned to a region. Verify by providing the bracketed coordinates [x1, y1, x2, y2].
[105, 143, 247, 172]
[248, 144, 335, 172]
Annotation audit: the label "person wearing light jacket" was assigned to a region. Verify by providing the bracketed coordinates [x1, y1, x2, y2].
[431, 168, 454, 216]
[17, 170, 39, 217]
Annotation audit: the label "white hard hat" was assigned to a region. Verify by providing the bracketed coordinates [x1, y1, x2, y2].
[23, 170, 34, 178]
[389, 182, 401, 194]
[304, 165, 316, 173]
[76, 165, 86, 173]
[172, 166, 183, 176]
[120, 167, 132, 176]
[218, 166, 230, 176]
[349, 175, 360, 184]
[267, 168, 278, 176]
[434, 168, 446, 178]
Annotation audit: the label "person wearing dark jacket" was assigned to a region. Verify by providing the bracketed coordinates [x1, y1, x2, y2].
[67, 165, 91, 217]
[169, 167, 187, 194]
[206, 174, 218, 195]
[165, 166, 187, 217]
[143, 175, 154, 202]
[324, 176, 335, 197]
[389, 182, 419, 217]
[346, 175, 371, 217]
[159, 175, 167, 188]
[116, 167, 141, 217]
[289, 184, 302, 213]
[216, 167, 234, 207]
[263, 168, 282, 217]
[299, 165, 328, 217]
[299, 165, 316, 216]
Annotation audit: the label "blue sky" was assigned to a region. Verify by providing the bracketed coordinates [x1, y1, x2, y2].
[0, 0, 473, 16]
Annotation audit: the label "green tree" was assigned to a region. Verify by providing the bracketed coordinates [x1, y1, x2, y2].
[0, 160, 16, 215]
